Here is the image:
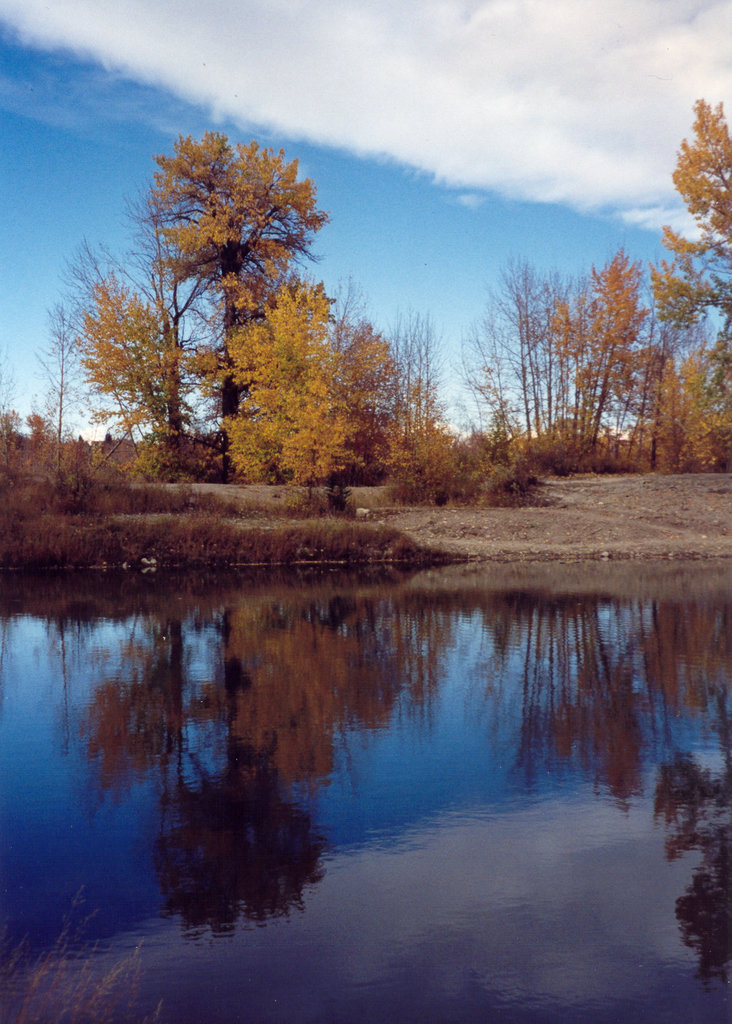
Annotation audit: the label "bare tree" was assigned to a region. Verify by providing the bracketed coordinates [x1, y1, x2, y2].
[463, 261, 570, 439]
[0, 346, 20, 479]
[39, 303, 80, 473]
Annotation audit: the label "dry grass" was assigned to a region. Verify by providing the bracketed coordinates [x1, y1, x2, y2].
[1, 901, 161, 1024]
[0, 478, 440, 569]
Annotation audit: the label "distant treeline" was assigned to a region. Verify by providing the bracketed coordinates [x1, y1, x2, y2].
[2, 100, 730, 500]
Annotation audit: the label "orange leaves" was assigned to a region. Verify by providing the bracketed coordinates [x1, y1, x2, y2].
[650, 99, 732, 468]
[652, 99, 732, 329]
[673, 100, 732, 237]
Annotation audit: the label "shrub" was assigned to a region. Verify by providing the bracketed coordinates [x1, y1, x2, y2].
[486, 457, 539, 506]
[325, 478, 353, 514]
[387, 431, 487, 507]
[283, 489, 328, 518]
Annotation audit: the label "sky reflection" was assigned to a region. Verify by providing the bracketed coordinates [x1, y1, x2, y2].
[0, 565, 729, 1023]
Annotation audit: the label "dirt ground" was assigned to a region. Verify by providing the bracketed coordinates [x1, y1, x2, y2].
[191, 473, 732, 563]
[372, 473, 732, 562]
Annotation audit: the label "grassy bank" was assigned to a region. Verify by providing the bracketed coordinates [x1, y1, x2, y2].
[0, 515, 440, 569]
[0, 480, 444, 570]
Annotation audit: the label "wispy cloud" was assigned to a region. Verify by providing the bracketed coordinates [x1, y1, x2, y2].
[1, 0, 730, 228]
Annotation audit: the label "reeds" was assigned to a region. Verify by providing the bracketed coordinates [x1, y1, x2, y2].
[1, 901, 161, 1024]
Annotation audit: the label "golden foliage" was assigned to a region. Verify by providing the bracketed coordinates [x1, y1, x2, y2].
[652, 99, 732, 329]
[655, 349, 730, 471]
[227, 282, 347, 485]
[148, 133, 329, 477]
[330, 307, 396, 484]
[78, 274, 189, 450]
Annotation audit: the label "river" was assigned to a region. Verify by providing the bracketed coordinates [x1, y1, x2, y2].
[0, 562, 729, 1023]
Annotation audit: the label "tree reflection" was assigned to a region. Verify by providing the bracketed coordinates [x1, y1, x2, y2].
[477, 593, 732, 805]
[78, 586, 454, 933]
[83, 618, 186, 788]
[469, 587, 732, 983]
[20, 569, 729, 974]
[155, 753, 326, 932]
[654, 688, 732, 983]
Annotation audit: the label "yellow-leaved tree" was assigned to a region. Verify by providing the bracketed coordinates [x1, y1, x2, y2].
[227, 282, 347, 487]
[655, 349, 729, 471]
[150, 134, 328, 479]
[652, 99, 732, 467]
[652, 101, 732, 330]
[79, 274, 192, 468]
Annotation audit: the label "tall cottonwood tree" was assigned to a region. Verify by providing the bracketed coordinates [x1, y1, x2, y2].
[150, 133, 328, 479]
[72, 134, 328, 479]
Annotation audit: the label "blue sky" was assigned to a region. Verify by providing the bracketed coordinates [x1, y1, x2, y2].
[1, 0, 731, 429]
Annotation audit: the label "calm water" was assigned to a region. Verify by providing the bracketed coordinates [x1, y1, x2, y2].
[0, 562, 730, 1023]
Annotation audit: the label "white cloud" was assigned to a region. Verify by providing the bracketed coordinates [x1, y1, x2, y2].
[1, 0, 730, 229]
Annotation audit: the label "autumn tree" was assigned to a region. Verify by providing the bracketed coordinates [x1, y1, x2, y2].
[577, 250, 648, 452]
[78, 273, 199, 475]
[654, 345, 731, 471]
[69, 193, 209, 478]
[0, 347, 22, 481]
[150, 133, 328, 479]
[652, 99, 732, 467]
[227, 281, 347, 486]
[464, 261, 568, 441]
[387, 312, 457, 503]
[464, 255, 648, 467]
[652, 100, 732, 332]
[629, 307, 707, 469]
[328, 281, 396, 484]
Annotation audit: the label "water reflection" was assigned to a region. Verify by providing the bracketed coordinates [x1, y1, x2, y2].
[0, 564, 730, 1019]
[474, 591, 732, 802]
[655, 737, 732, 983]
[74, 581, 453, 931]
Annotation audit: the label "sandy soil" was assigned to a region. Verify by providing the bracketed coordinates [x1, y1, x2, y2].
[371, 473, 732, 562]
[189, 474, 732, 563]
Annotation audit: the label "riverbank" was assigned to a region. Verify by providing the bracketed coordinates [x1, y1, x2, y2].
[1, 473, 730, 569]
[178, 473, 732, 563]
[371, 472, 732, 562]
[0, 513, 443, 570]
